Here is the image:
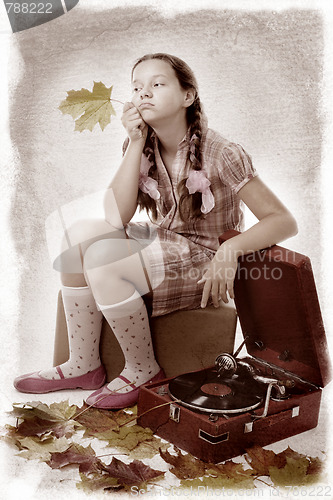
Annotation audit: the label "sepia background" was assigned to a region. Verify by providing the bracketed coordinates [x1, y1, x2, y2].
[1, 0, 332, 497]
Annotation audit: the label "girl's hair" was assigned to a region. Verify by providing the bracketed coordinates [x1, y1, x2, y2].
[131, 53, 206, 221]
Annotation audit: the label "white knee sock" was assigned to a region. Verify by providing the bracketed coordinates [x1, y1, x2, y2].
[98, 290, 160, 393]
[39, 286, 103, 379]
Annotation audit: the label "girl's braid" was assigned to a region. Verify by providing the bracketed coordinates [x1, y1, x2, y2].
[178, 97, 205, 220]
[187, 97, 203, 171]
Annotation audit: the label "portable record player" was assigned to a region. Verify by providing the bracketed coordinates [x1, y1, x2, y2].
[137, 231, 331, 463]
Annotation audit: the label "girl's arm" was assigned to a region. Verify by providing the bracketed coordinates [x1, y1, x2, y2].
[200, 176, 298, 307]
[104, 102, 147, 227]
[225, 176, 298, 255]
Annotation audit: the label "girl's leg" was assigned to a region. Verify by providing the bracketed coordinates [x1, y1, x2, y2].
[14, 219, 129, 393]
[39, 219, 130, 380]
[82, 239, 162, 402]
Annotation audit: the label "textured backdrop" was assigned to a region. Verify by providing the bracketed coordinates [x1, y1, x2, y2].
[8, 6, 326, 371]
[1, 2, 332, 496]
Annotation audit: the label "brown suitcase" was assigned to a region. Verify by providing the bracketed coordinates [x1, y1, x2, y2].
[53, 289, 237, 381]
[137, 231, 331, 463]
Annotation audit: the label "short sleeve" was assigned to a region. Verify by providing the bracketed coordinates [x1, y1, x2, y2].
[218, 143, 258, 194]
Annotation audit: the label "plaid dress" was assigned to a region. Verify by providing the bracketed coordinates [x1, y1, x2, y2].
[125, 127, 257, 317]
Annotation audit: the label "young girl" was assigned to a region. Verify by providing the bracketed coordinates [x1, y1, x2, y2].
[14, 53, 298, 409]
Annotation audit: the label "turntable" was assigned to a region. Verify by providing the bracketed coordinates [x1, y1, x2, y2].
[137, 231, 331, 463]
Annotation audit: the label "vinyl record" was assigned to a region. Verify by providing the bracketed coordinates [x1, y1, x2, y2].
[168, 367, 265, 414]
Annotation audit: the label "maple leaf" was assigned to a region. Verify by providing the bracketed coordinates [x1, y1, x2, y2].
[11, 400, 77, 422]
[73, 404, 135, 437]
[59, 82, 117, 132]
[9, 401, 79, 440]
[269, 457, 311, 486]
[181, 474, 255, 491]
[245, 445, 286, 476]
[94, 424, 154, 451]
[307, 456, 324, 477]
[16, 436, 71, 462]
[128, 437, 170, 460]
[103, 457, 164, 486]
[74, 406, 120, 437]
[47, 442, 103, 474]
[77, 472, 121, 492]
[16, 416, 75, 439]
[159, 446, 206, 480]
[207, 459, 256, 481]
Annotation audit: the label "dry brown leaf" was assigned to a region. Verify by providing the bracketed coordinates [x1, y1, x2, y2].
[77, 472, 121, 492]
[16, 416, 76, 439]
[245, 445, 286, 475]
[47, 442, 103, 474]
[128, 436, 170, 460]
[16, 436, 71, 462]
[11, 400, 77, 422]
[207, 459, 255, 480]
[94, 424, 154, 451]
[159, 446, 206, 480]
[103, 457, 164, 486]
[74, 406, 120, 437]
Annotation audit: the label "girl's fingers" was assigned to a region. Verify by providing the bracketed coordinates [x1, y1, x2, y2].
[219, 281, 228, 304]
[211, 280, 220, 308]
[226, 279, 234, 300]
[200, 278, 211, 308]
[129, 118, 144, 130]
[123, 101, 135, 112]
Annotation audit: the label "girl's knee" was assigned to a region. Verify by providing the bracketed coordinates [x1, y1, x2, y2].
[83, 237, 136, 272]
[62, 218, 122, 249]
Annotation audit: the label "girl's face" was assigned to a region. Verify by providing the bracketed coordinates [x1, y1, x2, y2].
[131, 59, 194, 127]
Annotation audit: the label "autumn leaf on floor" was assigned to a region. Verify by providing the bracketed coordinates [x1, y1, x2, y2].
[206, 459, 256, 481]
[11, 400, 78, 421]
[47, 442, 104, 474]
[16, 436, 71, 462]
[103, 457, 164, 486]
[8, 401, 79, 440]
[128, 435, 170, 460]
[59, 82, 117, 132]
[159, 446, 206, 479]
[181, 473, 255, 491]
[245, 445, 286, 476]
[74, 404, 135, 437]
[16, 416, 76, 439]
[94, 424, 154, 451]
[77, 472, 120, 493]
[76, 456, 164, 492]
[74, 406, 120, 437]
[269, 457, 312, 486]
[268, 446, 325, 486]
[1, 420, 72, 462]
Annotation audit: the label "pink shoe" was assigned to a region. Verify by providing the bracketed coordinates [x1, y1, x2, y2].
[13, 365, 106, 394]
[85, 369, 165, 409]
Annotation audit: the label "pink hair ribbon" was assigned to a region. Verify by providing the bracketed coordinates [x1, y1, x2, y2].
[139, 154, 160, 200]
[185, 170, 215, 214]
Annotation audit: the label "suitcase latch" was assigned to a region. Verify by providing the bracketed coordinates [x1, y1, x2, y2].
[169, 404, 180, 423]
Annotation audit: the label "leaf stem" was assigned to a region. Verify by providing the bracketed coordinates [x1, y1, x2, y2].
[110, 99, 125, 105]
[72, 382, 136, 421]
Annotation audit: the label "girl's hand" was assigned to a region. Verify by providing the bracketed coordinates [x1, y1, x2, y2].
[121, 102, 148, 142]
[198, 244, 239, 308]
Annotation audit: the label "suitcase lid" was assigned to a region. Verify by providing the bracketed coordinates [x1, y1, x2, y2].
[220, 231, 331, 388]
